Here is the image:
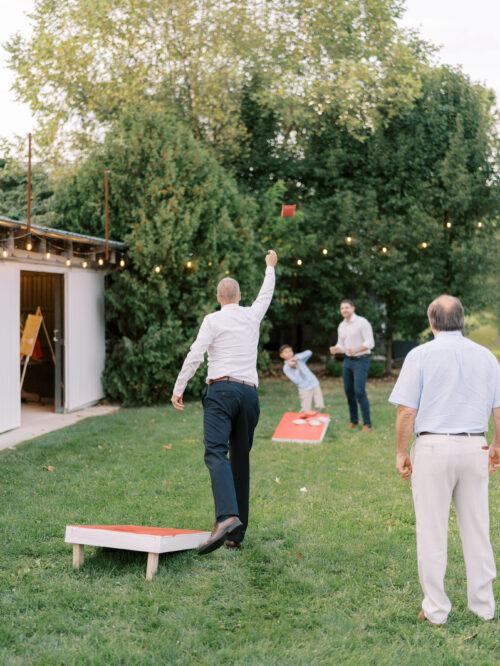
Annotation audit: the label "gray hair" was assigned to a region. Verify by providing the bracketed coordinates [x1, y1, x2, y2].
[217, 277, 240, 303]
[427, 294, 465, 332]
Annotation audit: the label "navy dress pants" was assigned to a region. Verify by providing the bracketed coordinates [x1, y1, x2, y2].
[202, 381, 260, 543]
[342, 355, 371, 426]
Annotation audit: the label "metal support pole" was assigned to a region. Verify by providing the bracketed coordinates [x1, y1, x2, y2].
[104, 170, 109, 261]
[27, 133, 32, 234]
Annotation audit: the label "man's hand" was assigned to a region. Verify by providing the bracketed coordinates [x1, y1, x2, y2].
[490, 447, 500, 473]
[329, 345, 340, 355]
[396, 452, 412, 480]
[287, 359, 297, 368]
[266, 249, 278, 267]
[171, 394, 184, 411]
[346, 348, 356, 356]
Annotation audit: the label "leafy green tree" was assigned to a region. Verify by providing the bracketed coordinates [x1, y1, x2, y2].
[299, 67, 498, 365]
[55, 104, 263, 404]
[6, 0, 428, 161]
[0, 151, 55, 226]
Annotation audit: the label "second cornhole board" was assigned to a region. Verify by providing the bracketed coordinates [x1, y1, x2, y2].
[272, 412, 330, 444]
[65, 524, 211, 580]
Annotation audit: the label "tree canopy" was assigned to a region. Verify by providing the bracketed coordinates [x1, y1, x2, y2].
[6, 0, 428, 161]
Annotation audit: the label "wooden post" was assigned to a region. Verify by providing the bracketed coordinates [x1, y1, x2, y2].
[145, 552, 159, 581]
[27, 133, 32, 234]
[104, 170, 109, 261]
[72, 544, 84, 569]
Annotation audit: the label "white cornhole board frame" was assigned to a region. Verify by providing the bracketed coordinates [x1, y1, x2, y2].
[65, 524, 211, 580]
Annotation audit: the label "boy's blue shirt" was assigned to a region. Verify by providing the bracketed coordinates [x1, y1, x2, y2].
[282, 350, 320, 390]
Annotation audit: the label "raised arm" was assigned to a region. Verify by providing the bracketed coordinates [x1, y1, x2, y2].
[249, 250, 277, 322]
[171, 316, 215, 410]
[294, 350, 313, 362]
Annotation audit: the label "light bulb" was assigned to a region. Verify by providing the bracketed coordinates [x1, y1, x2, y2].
[98, 258, 104, 266]
[381, 246, 388, 254]
[345, 236, 353, 244]
[154, 265, 161, 273]
[45, 251, 51, 260]
[66, 258, 71, 267]
[82, 261, 88, 268]
[26, 242, 32, 251]
[2, 249, 7, 258]
[322, 248, 328, 255]
[186, 260, 192, 269]
[297, 259, 303, 266]
[119, 259, 125, 268]
[446, 222, 452, 229]
[420, 242, 428, 249]
[477, 222, 483, 229]
[208, 261, 212, 267]
[225, 270, 230, 275]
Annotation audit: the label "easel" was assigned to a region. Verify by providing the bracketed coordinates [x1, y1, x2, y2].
[20, 306, 56, 390]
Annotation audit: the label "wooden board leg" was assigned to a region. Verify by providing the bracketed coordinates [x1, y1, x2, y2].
[146, 552, 159, 581]
[72, 544, 84, 569]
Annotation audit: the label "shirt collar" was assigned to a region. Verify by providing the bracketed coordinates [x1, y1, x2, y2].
[435, 330, 463, 338]
[221, 303, 239, 310]
[344, 313, 357, 323]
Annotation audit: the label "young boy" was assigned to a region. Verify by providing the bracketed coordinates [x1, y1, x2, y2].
[279, 345, 325, 413]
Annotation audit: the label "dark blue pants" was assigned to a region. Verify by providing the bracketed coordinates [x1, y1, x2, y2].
[342, 355, 371, 426]
[202, 382, 260, 543]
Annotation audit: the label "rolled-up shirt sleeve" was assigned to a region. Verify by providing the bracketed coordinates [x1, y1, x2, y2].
[250, 267, 276, 322]
[294, 350, 312, 362]
[388, 350, 422, 409]
[173, 317, 215, 396]
[361, 320, 375, 351]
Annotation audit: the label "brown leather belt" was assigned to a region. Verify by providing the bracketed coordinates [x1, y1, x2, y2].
[418, 432, 486, 437]
[208, 376, 257, 389]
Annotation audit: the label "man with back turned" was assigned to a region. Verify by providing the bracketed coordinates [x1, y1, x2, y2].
[171, 250, 278, 554]
[389, 295, 500, 625]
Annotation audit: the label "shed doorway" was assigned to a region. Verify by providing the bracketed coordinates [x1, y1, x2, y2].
[20, 271, 64, 415]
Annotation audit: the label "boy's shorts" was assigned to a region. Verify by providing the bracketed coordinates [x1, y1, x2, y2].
[298, 385, 325, 412]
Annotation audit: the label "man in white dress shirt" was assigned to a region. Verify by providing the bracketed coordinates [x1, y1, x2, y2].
[389, 294, 500, 625]
[172, 250, 277, 554]
[330, 300, 375, 431]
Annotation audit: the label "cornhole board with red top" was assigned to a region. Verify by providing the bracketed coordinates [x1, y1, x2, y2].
[272, 412, 331, 444]
[65, 524, 211, 580]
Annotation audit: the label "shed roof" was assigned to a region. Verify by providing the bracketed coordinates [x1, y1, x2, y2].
[0, 215, 124, 249]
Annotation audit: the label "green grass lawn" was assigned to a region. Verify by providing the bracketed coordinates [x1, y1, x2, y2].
[1, 379, 498, 665]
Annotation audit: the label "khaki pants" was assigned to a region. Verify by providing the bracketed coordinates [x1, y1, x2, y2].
[298, 386, 325, 412]
[411, 435, 496, 624]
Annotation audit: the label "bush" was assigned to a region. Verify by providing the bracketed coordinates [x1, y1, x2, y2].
[325, 359, 343, 377]
[326, 358, 386, 378]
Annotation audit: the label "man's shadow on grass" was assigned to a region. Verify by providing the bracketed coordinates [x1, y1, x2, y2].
[84, 547, 196, 577]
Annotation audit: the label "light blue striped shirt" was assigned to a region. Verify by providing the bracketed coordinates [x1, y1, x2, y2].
[283, 350, 320, 391]
[389, 331, 500, 434]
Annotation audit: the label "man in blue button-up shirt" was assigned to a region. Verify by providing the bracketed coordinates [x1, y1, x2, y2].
[389, 294, 500, 626]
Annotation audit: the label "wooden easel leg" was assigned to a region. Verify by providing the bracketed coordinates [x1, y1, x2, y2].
[146, 553, 159, 581]
[20, 356, 31, 391]
[72, 544, 84, 569]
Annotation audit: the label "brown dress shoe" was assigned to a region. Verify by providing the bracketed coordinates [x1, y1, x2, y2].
[225, 540, 241, 550]
[362, 425, 372, 432]
[197, 516, 242, 555]
[348, 422, 358, 429]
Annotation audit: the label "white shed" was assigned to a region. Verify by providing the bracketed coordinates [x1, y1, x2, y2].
[0, 216, 124, 435]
